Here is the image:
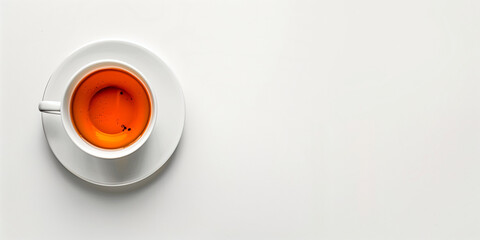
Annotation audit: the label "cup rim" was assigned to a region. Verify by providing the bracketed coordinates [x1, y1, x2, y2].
[60, 59, 158, 159]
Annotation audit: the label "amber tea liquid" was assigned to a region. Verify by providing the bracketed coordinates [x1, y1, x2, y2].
[70, 67, 151, 149]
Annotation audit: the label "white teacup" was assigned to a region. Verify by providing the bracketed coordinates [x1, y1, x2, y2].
[39, 60, 157, 159]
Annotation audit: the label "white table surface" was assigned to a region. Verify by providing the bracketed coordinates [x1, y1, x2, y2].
[1, 0, 479, 239]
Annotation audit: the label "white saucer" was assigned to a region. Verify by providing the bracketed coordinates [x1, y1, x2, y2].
[41, 40, 185, 187]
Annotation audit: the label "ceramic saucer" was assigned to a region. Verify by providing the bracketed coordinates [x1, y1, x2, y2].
[41, 40, 185, 187]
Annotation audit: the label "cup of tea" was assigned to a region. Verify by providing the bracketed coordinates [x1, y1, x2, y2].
[39, 60, 157, 159]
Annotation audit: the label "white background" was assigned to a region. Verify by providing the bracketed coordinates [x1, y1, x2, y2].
[1, 0, 479, 239]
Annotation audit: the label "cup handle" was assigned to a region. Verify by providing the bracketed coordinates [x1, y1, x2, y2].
[39, 101, 61, 115]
